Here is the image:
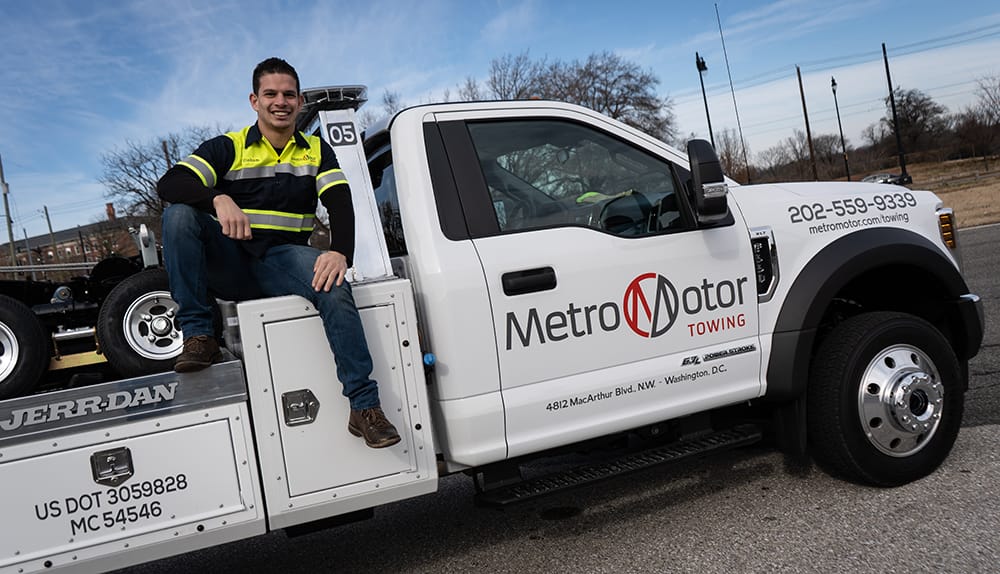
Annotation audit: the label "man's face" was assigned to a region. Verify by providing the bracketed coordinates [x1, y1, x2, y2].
[250, 72, 303, 134]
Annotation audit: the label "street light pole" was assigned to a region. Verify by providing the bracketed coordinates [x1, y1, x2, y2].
[831, 76, 851, 181]
[695, 52, 715, 149]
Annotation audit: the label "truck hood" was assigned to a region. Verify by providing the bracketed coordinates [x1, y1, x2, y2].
[729, 180, 910, 200]
[728, 180, 939, 227]
[728, 179, 950, 272]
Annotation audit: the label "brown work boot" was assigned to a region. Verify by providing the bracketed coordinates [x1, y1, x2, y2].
[174, 335, 222, 373]
[348, 407, 401, 448]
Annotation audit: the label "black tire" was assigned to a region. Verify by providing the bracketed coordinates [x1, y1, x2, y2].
[0, 294, 49, 399]
[97, 268, 183, 377]
[807, 311, 964, 486]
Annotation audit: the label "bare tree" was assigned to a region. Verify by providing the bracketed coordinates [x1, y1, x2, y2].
[715, 128, 749, 182]
[487, 51, 545, 99]
[381, 90, 405, 115]
[812, 133, 845, 179]
[976, 75, 1000, 123]
[358, 89, 408, 129]
[100, 126, 218, 232]
[457, 76, 486, 101]
[862, 122, 889, 148]
[879, 88, 949, 155]
[544, 52, 676, 141]
[762, 130, 809, 181]
[751, 131, 852, 183]
[953, 108, 994, 169]
[480, 51, 677, 141]
[784, 130, 811, 164]
[953, 75, 1000, 168]
[755, 143, 792, 182]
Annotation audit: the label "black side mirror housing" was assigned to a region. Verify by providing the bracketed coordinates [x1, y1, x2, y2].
[687, 139, 729, 224]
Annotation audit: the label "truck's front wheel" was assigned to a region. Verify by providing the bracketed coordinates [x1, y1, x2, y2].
[807, 312, 964, 486]
[0, 294, 49, 399]
[97, 269, 183, 377]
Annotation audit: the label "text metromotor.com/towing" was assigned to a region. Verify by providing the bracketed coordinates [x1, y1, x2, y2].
[0, 86, 983, 573]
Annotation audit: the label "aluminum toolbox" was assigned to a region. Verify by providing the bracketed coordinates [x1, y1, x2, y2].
[237, 278, 437, 529]
[0, 361, 264, 574]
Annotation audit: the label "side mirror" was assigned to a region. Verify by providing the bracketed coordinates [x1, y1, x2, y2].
[687, 139, 729, 224]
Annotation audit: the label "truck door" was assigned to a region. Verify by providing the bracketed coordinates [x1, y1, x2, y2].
[435, 110, 762, 457]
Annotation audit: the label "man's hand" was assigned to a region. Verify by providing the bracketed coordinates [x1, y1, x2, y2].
[213, 194, 252, 240]
[313, 251, 349, 291]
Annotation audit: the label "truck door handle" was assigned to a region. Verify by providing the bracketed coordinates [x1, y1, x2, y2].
[502, 267, 556, 296]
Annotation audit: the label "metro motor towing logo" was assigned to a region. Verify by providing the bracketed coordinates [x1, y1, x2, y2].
[506, 272, 750, 349]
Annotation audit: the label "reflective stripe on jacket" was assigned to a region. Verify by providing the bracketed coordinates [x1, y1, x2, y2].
[173, 123, 354, 259]
[178, 125, 347, 234]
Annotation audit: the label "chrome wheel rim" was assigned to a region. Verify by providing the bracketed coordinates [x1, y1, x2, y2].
[121, 291, 183, 360]
[858, 344, 943, 457]
[0, 322, 19, 382]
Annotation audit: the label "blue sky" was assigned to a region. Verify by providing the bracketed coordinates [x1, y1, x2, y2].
[1, 0, 999, 239]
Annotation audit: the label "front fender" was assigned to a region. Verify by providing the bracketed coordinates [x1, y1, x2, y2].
[765, 227, 979, 400]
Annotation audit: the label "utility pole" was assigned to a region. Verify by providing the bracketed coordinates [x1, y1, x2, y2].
[0, 153, 17, 266]
[831, 76, 851, 181]
[882, 43, 910, 183]
[161, 139, 172, 168]
[78, 226, 88, 263]
[22, 228, 35, 280]
[796, 66, 820, 181]
[161, 140, 172, 212]
[695, 52, 715, 148]
[43, 206, 62, 263]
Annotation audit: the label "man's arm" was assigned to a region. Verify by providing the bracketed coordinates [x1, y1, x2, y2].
[158, 135, 233, 206]
[157, 136, 251, 240]
[157, 167, 217, 210]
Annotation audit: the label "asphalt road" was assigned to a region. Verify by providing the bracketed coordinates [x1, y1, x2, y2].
[120, 224, 999, 574]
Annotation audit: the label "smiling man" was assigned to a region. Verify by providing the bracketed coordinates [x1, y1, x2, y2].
[156, 57, 400, 449]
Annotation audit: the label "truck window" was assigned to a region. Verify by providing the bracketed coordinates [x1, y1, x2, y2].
[466, 120, 685, 237]
[368, 149, 406, 256]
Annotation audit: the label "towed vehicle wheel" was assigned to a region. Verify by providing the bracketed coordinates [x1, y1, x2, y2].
[0, 294, 49, 399]
[97, 268, 183, 377]
[807, 312, 964, 486]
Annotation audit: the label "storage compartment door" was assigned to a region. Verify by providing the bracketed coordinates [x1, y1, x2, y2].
[264, 305, 413, 496]
[0, 404, 262, 573]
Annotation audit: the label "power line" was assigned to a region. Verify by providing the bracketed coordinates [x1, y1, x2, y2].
[796, 49, 881, 70]
[693, 22, 1000, 154]
[680, 21, 1000, 108]
[892, 22, 1000, 53]
[7, 200, 110, 231]
[45, 199, 109, 215]
[894, 30, 1000, 59]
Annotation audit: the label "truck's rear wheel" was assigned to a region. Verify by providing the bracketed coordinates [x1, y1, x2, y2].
[807, 312, 964, 486]
[0, 294, 49, 399]
[97, 268, 183, 377]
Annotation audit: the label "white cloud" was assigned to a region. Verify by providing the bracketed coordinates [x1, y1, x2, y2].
[480, 0, 537, 45]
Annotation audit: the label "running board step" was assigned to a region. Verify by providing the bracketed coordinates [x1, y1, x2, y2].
[475, 424, 763, 507]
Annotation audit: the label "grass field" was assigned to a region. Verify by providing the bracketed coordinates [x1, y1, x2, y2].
[902, 155, 1000, 229]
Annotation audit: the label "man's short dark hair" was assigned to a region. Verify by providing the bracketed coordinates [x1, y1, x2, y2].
[253, 57, 300, 94]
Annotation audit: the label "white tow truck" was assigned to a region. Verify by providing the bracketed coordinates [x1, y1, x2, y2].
[0, 86, 983, 573]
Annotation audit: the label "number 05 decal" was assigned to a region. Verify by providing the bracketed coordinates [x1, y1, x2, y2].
[326, 122, 358, 146]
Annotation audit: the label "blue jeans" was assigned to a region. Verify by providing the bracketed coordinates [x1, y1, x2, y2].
[162, 203, 380, 410]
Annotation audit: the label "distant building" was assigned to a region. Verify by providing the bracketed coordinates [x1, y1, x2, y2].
[0, 204, 141, 267]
